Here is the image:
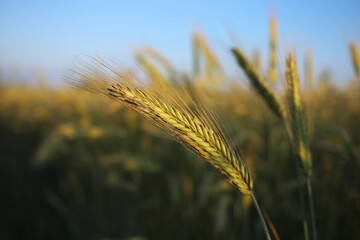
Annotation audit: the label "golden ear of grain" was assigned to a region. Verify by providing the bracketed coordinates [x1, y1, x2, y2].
[350, 43, 360, 80]
[192, 31, 224, 87]
[269, 18, 278, 84]
[304, 50, 314, 91]
[73, 58, 253, 195]
[231, 48, 286, 119]
[108, 84, 253, 194]
[285, 55, 312, 176]
[142, 46, 175, 73]
[135, 52, 171, 90]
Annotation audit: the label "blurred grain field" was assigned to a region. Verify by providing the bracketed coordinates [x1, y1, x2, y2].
[1, 31, 360, 240]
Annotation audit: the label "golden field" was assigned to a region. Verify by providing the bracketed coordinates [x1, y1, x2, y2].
[1, 32, 360, 240]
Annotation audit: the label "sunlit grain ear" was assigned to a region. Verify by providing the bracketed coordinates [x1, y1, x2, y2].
[69, 56, 253, 195]
[231, 48, 286, 119]
[135, 46, 175, 90]
[192, 31, 224, 89]
[269, 17, 278, 84]
[285, 54, 312, 176]
[350, 43, 360, 81]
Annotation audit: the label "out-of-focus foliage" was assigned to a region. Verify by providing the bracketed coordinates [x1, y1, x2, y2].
[1, 39, 360, 240]
[135, 46, 176, 89]
[192, 31, 225, 89]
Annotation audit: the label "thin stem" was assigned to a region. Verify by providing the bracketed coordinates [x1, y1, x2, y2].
[263, 211, 280, 240]
[295, 163, 310, 240]
[283, 120, 310, 240]
[307, 177, 317, 240]
[251, 193, 271, 240]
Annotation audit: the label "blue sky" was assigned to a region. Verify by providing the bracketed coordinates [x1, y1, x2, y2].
[0, 0, 359, 85]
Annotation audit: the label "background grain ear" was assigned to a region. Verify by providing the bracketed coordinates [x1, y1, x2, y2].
[231, 48, 286, 119]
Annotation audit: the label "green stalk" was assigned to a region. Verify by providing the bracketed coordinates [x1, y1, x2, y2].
[296, 160, 310, 240]
[251, 193, 271, 240]
[285, 55, 317, 240]
[307, 177, 317, 240]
